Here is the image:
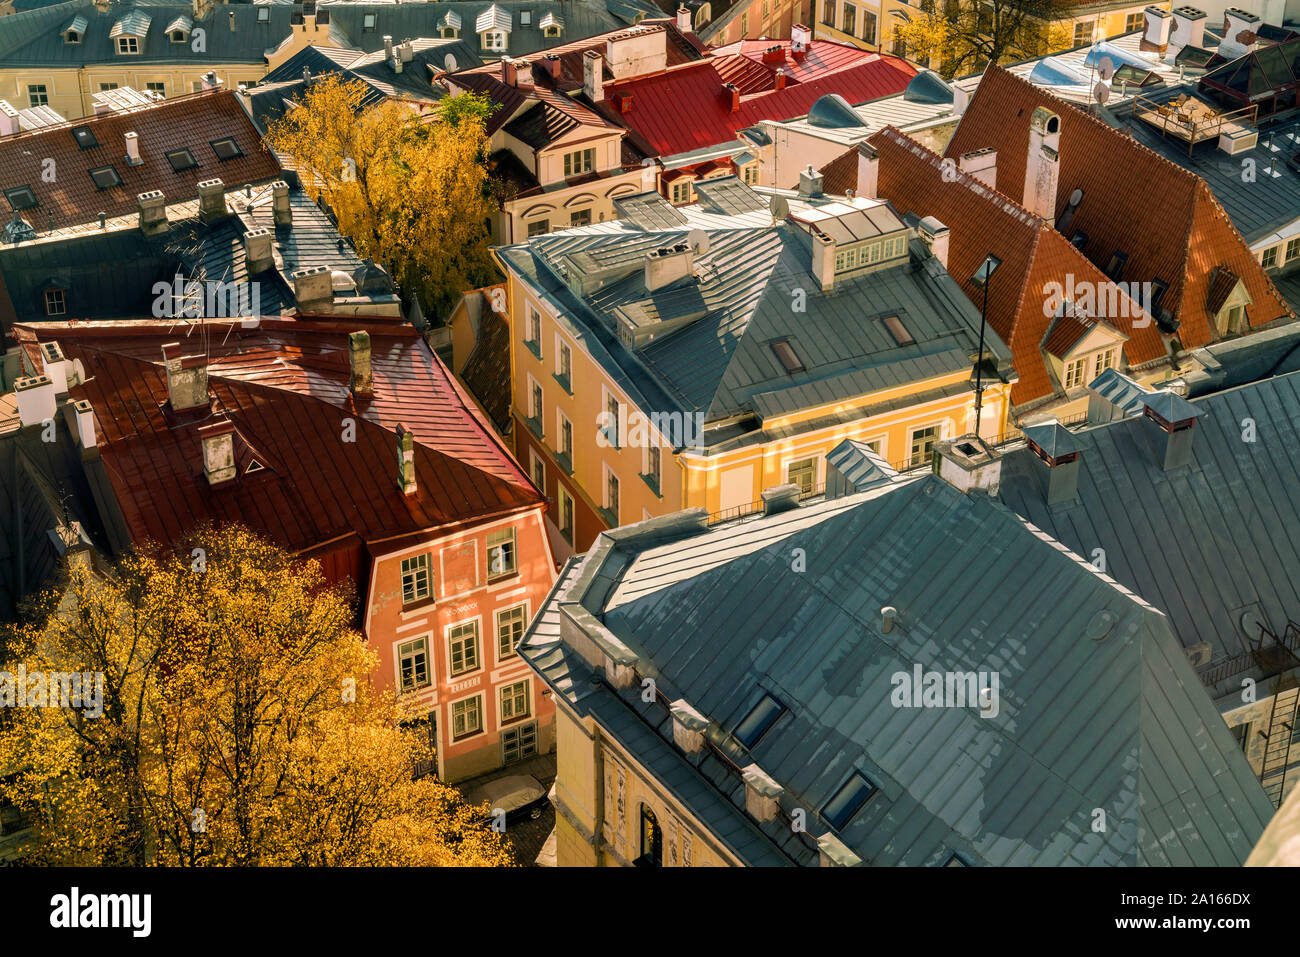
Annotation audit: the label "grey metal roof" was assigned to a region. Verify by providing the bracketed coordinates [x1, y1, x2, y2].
[999, 370, 1300, 671]
[1021, 419, 1081, 458]
[523, 474, 1275, 865]
[1087, 367, 1152, 417]
[475, 3, 512, 33]
[108, 10, 150, 37]
[825, 437, 898, 495]
[613, 191, 688, 230]
[692, 176, 767, 215]
[163, 14, 192, 35]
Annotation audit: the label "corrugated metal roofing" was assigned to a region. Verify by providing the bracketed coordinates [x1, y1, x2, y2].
[475, 3, 512, 33]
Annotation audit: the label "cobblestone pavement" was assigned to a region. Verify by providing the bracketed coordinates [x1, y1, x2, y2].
[456, 752, 557, 866]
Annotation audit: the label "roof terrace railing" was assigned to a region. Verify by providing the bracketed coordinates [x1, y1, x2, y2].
[1198, 619, 1300, 687]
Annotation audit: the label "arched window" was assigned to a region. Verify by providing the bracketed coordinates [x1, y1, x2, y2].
[637, 804, 662, 866]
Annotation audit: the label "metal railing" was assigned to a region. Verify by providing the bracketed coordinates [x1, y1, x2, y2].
[1198, 620, 1300, 687]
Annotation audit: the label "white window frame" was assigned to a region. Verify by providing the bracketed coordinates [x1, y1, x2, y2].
[27, 84, 48, 107]
[1093, 347, 1118, 378]
[908, 423, 943, 466]
[449, 692, 485, 741]
[495, 602, 529, 662]
[785, 455, 818, 495]
[400, 552, 432, 605]
[395, 635, 433, 693]
[116, 36, 140, 54]
[1063, 356, 1088, 390]
[529, 448, 546, 491]
[446, 617, 483, 678]
[563, 147, 595, 178]
[44, 288, 67, 316]
[499, 678, 531, 725]
[486, 527, 518, 583]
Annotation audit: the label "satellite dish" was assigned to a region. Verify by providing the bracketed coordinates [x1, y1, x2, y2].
[769, 195, 790, 221]
[687, 227, 709, 255]
[1093, 80, 1110, 105]
[444, 53, 458, 72]
[1097, 56, 1114, 81]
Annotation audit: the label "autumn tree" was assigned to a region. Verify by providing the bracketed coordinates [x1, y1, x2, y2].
[893, 0, 1067, 79]
[264, 76, 500, 321]
[0, 526, 514, 866]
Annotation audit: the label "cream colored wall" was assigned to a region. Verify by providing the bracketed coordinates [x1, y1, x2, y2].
[4, 63, 265, 119]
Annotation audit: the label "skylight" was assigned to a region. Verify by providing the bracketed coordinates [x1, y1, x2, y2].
[822, 770, 876, 830]
[882, 315, 914, 346]
[257, 6, 269, 22]
[210, 137, 243, 161]
[165, 148, 198, 172]
[89, 165, 122, 189]
[770, 339, 805, 374]
[4, 185, 38, 211]
[72, 125, 98, 149]
[734, 694, 786, 747]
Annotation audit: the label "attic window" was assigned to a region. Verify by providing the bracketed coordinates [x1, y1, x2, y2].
[822, 770, 877, 831]
[170, 29, 187, 42]
[770, 339, 804, 374]
[1104, 251, 1128, 281]
[520, 10, 531, 24]
[210, 137, 243, 161]
[1149, 279, 1169, 312]
[257, 6, 269, 22]
[89, 165, 122, 189]
[165, 148, 197, 171]
[72, 126, 98, 149]
[246, 459, 265, 474]
[66, 30, 81, 43]
[1069, 231, 1088, 251]
[734, 694, 787, 747]
[116, 37, 140, 55]
[363, 12, 376, 30]
[882, 315, 914, 346]
[4, 185, 38, 211]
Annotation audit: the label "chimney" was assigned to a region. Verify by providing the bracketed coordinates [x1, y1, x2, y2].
[14, 375, 56, 428]
[383, 34, 394, 61]
[200, 71, 222, 92]
[676, 5, 692, 32]
[797, 164, 823, 198]
[583, 50, 604, 102]
[62, 397, 96, 449]
[396, 424, 416, 494]
[741, 764, 782, 822]
[644, 241, 694, 292]
[953, 85, 970, 116]
[124, 131, 142, 167]
[881, 606, 897, 633]
[761, 483, 801, 514]
[775, 67, 786, 90]
[40, 341, 69, 395]
[917, 216, 949, 268]
[400, 39, 414, 63]
[1220, 7, 1259, 59]
[138, 190, 167, 235]
[1022, 107, 1060, 225]
[0, 100, 19, 137]
[790, 22, 810, 52]
[198, 419, 237, 485]
[514, 59, 534, 91]
[1020, 419, 1081, 505]
[959, 147, 996, 190]
[1140, 392, 1204, 471]
[1140, 6, 1172, 56]
[816, 832, 862, 867]
[292, 265, 333, 311]
[501, 56, 517, 86]
[197, 178, 226, 222]
[810, 230, 835, 293]
[543, 54, 562, 80]
[762, 44, 787, 64]
[724, 82, 740, 112]
[933, 435, 1002, 494]
[669, 699, 708, 753]
[349, 330, 373, 395]
[606, 25, 669, 79]
[856, 141, 879, 200]
[243, 226, 274, 274]
[161, 342, 209, 411]
[271, 180, 292, 227]
[1170, 6, 1207, 57]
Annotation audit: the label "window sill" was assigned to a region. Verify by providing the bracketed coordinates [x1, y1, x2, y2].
[523, 339, 542, 360]
[487, 572, 520, 588]
[524, 416, 544, 439]
[598, 507, 619, 528]
[401, 596, 436, 614]
[500, 712, 533, 727]
[553, 373, 572, 395]
[555, 451, 574, 475]
[452, 728, 485, 743]
[639, 473, 662, 499]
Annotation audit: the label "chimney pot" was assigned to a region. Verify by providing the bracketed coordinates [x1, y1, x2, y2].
[1140, 392, 1204, 470]
[124, 131, 142, 167]
[880, 605, 897, 633]
[644, 242, 695, 292]
[270, 180, 292, 227]
[676, 5, 692, 32]
[14, 375, 56, 428]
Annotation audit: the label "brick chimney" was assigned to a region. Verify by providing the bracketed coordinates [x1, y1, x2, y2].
[1220, 7, 1259, 59]
[138, 189, 168, 235]
[197, 178, 226, 222]
[1169, 6, 1207, 58]
[349, 330, 373, 395]
[198, 419, 237, 485]
[1022, 107, 1060, 225]
[1140, 6, 1172, 55]
[396, 424, 416, 494]
[775, 67, 786, 91]
[161, 342, 209, 411]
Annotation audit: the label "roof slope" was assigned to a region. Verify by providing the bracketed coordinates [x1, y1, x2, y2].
[13, 319, 540, 553]
[525, 475, 1274, 865]
[943, 65, 1291, 340]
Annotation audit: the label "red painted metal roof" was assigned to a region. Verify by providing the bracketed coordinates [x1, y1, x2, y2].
[13, 318, 541, 554]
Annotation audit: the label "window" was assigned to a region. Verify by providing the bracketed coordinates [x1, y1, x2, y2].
[843, 3, 856, 36]
[44, 288, 67, 316]
[66, 29, 81, 43]
[363, 12, 377, 30]
[525, 307, 541, 356]
[605, 468, 620, 525]
[735, 694, 786, 747]
[1104, 250, 1128, 280]
[1094, 348, 1117, 377]
[170, 29, 187, 42]
[502, 721, 538, 763]
[741, 12, 749, 34]
[451, 695, 483, 740]
[557, 410, 574, 467]
[401, 553, 431, 604]
[644, 445, 661, 493]
[909, 425, 940, 466]
[742, 162, 758, 185]
[1262, 246, 1278, 269]
[443, 26, 458, 38]
[210, 137, 243, 161]
[558, 487, 575, 544]
[482, 30, 507, 51]
[1286, 238, 1300, 262]
[771, 339, 804, 373]
[603, 392, 621, 447]
[449, 621, 481, 676]
[529, 378, 543, 431]
[1124, 12, 1143, 32]
[497, 604, 528, 660]
[556, 339, 572, 389]
[863, 10, 877, 43]
[116, 36, 140, 54]
[397, 637, 431, 692]
[1221, 305, 1246, 336]
[165, 148, 197, 172]
[1230, 722, 1251, 754]
[89, 165, 122, 189]
[527, 218, 549, 237]
[530, 449, 546, 490]
[570, 208, 591, 227]
[638, 804, 663, 867]
[27, 85, 48, 107]
[563, 148, 595, 178]
[834, 245, 858, 271]
[258, 6, 270, 22]
[822, 0, 836, 27]
[544, 25, 561, 37]
[98, 82, 118, 92]
[1063, 356, 1087, 389]
[822, 770, 876, 830]
[1072, 21, 1093, 46]
[146, 82, 165, 95]
[761, 0, 768, 16]
[4, 186, 37, 211]
[787, 457, 816, 496]
[487, 528, 517, 582]
[882, 315, 914, 346]
[500, 680, 531, 723]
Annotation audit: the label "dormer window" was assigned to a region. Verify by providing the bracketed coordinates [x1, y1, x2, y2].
[89, 165, 122, 189]
[1103, 250, 1128, 281]
[822, 770, 876, 831]
[4, 185, 38, 211]
[170, 30, 185, 42]
[63, 14, 87, 43]
[476, 4, 511, 50]
[66, 30, 81, 43]
[539, 12, 563, 36]
[117, 37, 140, 54]
[443, 26, 459, 38]
[482, 29, 507, 51]
[44, 287, 67, 316]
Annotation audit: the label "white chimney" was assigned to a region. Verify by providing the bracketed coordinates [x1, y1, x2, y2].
[124, 130, 142, 166]
[959, 148, 996, 190]
[644, 241, 694, 291]
[583, 50, 604, 102]
[161, 342, 209, 411]
[669, 699, 707, 753]
[917, 217, 949, 268]
[197, 178, 226, 222]
[676, 5, 692, 32]
[138, 189, 168, 235]
[605, 25, 668, 79]
[810, 230, 835, 293]
[791, 22, 810, 52]
[383, 34, 394, 61]
[243, 226, 274, 274]
[953, 85, 970, 116]
[396, 423, 416, 494]
[1023, 107, 1060, 224]
[1140, 6, 1172, 56]
[934, 436, 1002, 494]
[292, 265, 333, 311]
[40, 341, 70, 395]
[62, 397, 96, 449]
[797, 164, 823, 198]
[200, 70, 222, 92]
[856, 141, 879, 200]
[741, 764, 782, 822]
[0, 100, 20, 137]
[271, 180, 292, 227]
[1220, 7, 1260, 60]
[1170, 6, 1207, 57]
[15, 375, 56, 428]
[199, 419, 237, 485]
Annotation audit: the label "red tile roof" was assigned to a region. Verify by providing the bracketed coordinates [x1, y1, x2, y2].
[13, 318, 541, 556]
[944, 65, 1291, 344]
[0, 90, 281, 232]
